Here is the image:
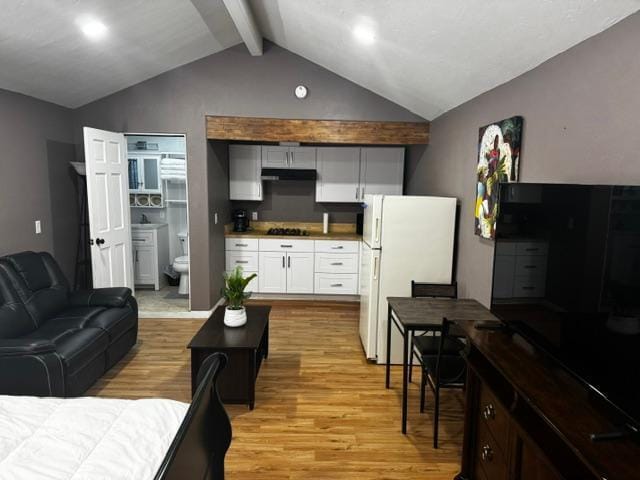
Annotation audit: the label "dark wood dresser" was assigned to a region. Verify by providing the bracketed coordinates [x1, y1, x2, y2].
[455, 320, 640, 480]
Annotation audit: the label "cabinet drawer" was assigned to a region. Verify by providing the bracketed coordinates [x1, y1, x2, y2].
[515, 255, 547, 277]
[225, 252, 259, 271]
[478, 384, 510, 457]
[475, 411, 508, 480]
[225, 238, 259, 251]
[131, 231, 154, 245]
[259, 238, 313, 252]
[314, 273, 358, 294]
[513, 276, 546, 297]
[515, 242, 548, 256]
[314, 240, 359, 254]
[315, 253, 359, 273]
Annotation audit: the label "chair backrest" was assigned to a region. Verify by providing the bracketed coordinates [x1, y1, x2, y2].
[0, 267, 38, 338]
[0, 252, 70, 328]
[411, 281, 457, 299]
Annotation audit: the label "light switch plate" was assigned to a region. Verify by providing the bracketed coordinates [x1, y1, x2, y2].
[252, 211, 258, 221]
[35, 220, 42, 234]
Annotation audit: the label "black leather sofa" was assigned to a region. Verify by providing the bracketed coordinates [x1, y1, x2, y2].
[0, 251, 138, 397]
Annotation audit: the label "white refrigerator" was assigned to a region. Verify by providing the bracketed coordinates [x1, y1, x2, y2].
[359, 194, 457, 364]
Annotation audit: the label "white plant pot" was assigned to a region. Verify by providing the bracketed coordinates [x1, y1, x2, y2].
[224, 306, 247, 327]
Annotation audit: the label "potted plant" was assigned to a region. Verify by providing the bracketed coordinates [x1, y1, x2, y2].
[221, 267, 257, 327]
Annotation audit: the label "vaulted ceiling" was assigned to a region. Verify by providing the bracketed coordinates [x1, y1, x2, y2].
[1, 0, 638, 117]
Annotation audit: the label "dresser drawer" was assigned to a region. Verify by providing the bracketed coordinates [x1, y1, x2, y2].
[513, 276, 546, 297]
[259, 238, 313, 252]
[515, 242, 548, 256]
[314, 240, 359, 254]
[131, 231, 154, 245]
[514, 255, 547, 277]
[225, 251, 259, 271]
[478, 384, 510, 457]
[225, 238, 259, 251]
[314, 273, 358, 294]
[475, 410, 508, 480]
[315, 253, 359, 274]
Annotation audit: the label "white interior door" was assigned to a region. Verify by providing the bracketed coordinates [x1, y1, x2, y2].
[83, 127, 134, 289]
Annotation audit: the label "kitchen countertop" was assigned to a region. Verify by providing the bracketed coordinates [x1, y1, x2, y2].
[225, 230, 362, 241]
[224, 221, 362, 241]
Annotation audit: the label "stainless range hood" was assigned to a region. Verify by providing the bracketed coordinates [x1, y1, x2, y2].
[261, 168, 317, 181]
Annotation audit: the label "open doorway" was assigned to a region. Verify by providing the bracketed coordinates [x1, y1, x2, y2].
[125, 133, 191, 316]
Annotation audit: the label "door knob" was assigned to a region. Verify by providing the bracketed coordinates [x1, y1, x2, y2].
[95, 238, 105, 246]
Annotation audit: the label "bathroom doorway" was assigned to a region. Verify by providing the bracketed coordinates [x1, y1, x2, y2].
[125, 133, 192, 317]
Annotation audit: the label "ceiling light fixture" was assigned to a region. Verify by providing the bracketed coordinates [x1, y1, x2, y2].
[77, 17, 108, 41]
[353, 24, 376, 45]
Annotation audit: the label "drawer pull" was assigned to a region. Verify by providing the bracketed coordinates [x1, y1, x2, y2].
[330, 262, 344, 266]
[235, 260, 249, 264]
[482, 403, 496, 420]
[330, 283, 343, 287]
[281, 244, 293, 248]
[132, 238, 146, 242]
[331, 246, 344, 250]
[235, 243, 248, 247]
[481, 445, 494, 462]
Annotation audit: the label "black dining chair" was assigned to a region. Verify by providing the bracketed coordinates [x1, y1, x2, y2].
[421, 318, 466, 448]
[408, 281, 458, 384]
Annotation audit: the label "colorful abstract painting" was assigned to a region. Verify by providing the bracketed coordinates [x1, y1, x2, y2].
[475, 116, 523, 239]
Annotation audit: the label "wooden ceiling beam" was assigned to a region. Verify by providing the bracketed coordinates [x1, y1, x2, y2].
[206, 116, 430, 145]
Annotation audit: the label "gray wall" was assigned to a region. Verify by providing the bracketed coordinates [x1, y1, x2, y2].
[73, 42, 422, 310]
[406, 12, 640, 307]
[0, 88, 76, 277]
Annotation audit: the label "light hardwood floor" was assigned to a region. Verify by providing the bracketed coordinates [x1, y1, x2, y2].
[88, 300, 463, 479]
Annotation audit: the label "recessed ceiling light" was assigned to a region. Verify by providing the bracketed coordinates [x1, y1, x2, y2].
[77, 17, 108, 40]
[353, 24, 375, 45]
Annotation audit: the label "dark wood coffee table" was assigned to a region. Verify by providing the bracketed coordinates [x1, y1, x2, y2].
[188, 305, 270, 409]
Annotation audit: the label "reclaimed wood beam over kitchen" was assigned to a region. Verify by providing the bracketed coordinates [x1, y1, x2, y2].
[206, 115, 430, 144]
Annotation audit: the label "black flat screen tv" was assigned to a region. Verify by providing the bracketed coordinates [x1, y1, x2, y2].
[491, 183, 640, 435]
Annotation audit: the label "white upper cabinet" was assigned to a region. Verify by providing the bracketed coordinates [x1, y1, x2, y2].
[128, 154, 162, 193]
[229, 144, 262, 201]
[315, 147, 361, 203]
[359, 147, 404, 200]
[261, 145, 316, 170]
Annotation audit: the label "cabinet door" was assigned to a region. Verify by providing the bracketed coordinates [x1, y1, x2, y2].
[134, 245, 155, 285]
[286, 252, 314, 294]
[290, 147, 316, 169]
[359, 147, 404, 199]
[142, 156, 161, 192]
[493, 255, 516, 298]
[258, 252, 287, 293]
[229, 145, 262, 201]
[316, 147, 361, 203]
[261, 145, 289, 168]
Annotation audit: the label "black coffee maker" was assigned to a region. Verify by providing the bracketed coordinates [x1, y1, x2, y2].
[233, 209, 249, 232]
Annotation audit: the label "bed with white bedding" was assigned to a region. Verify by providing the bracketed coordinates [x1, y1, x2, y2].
[0, 353, 232, 480]
[0, 396, 188, 479]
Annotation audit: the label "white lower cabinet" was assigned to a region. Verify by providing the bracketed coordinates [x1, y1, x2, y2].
[313, 240, 359, 295]
[314, 273, 359, 295]
[132, 225, 169, 290]
[258, 252, 288, 293]
[133, 246, 155, 286]
[286, 252, 314, 293]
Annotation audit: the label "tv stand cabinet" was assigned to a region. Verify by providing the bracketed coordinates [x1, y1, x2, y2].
[455, 320, 640, 480]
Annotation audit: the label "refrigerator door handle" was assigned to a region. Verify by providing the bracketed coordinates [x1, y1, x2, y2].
[374, 218, 380, 244]
[373, 255, 379, 280]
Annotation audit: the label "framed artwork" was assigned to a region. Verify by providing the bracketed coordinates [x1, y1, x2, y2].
[474, 116, 523, 239]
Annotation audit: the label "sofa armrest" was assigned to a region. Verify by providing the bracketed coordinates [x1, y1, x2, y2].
[69, 287, 132, 308]
[0, 339, 56, 357]
[0, 340, 65, 396]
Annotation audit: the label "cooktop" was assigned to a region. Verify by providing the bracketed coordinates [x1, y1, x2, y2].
[266, 228, 310, 236]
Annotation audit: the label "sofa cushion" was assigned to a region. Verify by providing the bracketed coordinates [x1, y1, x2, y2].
[55, 328, 109, 375]
[0, 268, 37, 338]
[86, 307, 137, 342]
[0, 252, 70, 327]
[23, 307, 107, 344]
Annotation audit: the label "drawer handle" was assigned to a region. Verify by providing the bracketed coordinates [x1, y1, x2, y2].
[482, 403, 496, 420]
[331, 246, 344, 249]
[281, 244, 293, 248]
[330, 262, 344, 266]
[481, 445, 494, 462]
[330, 283, 343, 287]
[235, 260, 249, 264]
[235, 243, 248, 247]
[132, 238, 146, 242]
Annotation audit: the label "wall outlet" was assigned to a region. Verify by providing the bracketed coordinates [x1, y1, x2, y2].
[252, 211, 258, 221]
[35, 220, 42, 234]
[214, 213, 218, 225]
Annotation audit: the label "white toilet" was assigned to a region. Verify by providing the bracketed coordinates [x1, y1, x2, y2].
[172, 231, 189, 295]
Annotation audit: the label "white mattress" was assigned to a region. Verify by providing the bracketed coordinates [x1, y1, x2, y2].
[0, 395, 189, 480]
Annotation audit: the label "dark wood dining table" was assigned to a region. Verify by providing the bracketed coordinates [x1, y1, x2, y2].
[385, 297, 499, 434]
